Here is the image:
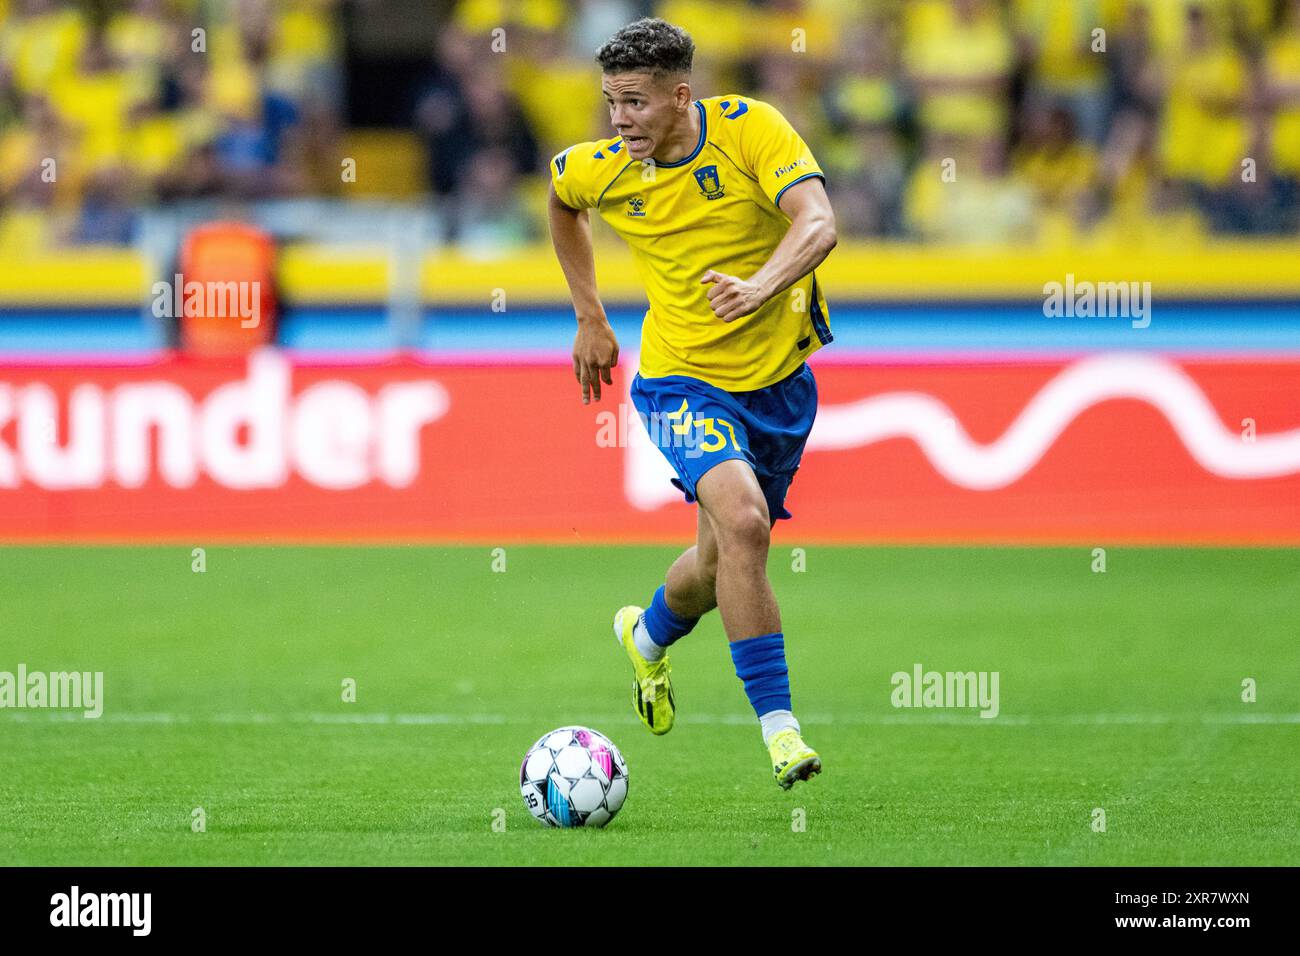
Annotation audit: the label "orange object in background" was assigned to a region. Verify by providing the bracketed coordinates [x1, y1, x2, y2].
[177, 222, 276, 356]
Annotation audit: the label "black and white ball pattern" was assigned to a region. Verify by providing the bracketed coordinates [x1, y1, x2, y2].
[519, 726, 629, 828]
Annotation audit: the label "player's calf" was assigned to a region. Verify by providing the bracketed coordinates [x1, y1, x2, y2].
[664, 544, 718, 619]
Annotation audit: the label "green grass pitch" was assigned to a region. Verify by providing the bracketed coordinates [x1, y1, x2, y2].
[1, 544, 1297, 866]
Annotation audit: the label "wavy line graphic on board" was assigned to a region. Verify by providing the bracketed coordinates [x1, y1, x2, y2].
[625, 352, 1300, 508]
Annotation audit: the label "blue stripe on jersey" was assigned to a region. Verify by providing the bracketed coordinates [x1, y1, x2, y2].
[595, 162, 637, 207]
[810, 274, 832, 346]
[774, 171, 825, 211]
[656, 101, 708, 169]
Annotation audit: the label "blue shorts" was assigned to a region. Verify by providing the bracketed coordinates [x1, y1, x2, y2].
[629, 363, 817, 521]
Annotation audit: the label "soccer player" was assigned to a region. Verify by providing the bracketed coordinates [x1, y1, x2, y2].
[547, 18, 836, 789]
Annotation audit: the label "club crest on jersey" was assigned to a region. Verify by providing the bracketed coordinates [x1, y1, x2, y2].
[694, 165, 725, 200]
[627, 195, 647, 217]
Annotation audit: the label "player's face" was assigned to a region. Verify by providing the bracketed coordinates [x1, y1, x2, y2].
[601, 72, 688, 162]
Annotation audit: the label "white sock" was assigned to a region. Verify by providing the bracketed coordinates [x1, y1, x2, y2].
[632, 614, 667, 662]
[759, 709, 799, 746]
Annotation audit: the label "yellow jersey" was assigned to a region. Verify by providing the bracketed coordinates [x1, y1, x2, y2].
[550, 94, 832, 392]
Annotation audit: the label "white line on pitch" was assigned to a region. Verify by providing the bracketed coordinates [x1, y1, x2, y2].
[2, 712, 1299, 726]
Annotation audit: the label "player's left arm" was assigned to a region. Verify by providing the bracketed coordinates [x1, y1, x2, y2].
[701, 177, 837, 322]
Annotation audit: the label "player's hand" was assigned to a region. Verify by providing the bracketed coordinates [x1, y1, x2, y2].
[700, 270, 766, 323]
[572, 319, 619, 404]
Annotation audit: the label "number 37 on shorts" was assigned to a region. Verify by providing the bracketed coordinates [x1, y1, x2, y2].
[628, 365, 818, 520]
[664, 399, 740, 454]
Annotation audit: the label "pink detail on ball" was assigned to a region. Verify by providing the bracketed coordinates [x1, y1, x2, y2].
[590, 745, 612, 780]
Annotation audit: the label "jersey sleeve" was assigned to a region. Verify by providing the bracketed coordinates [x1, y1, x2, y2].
[730, 98, 826, 211]
[549, 143, 596, 210]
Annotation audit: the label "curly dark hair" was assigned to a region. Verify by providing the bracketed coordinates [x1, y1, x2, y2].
[595, 18, 694, 76]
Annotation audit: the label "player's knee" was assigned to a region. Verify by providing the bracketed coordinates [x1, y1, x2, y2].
[713, 502, 771, 556]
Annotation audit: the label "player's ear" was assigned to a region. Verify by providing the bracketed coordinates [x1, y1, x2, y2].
[672, 77, 691, 110]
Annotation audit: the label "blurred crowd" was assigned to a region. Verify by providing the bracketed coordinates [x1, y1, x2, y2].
[3, 0, 1300, 251]
[0, 0, 341, 248]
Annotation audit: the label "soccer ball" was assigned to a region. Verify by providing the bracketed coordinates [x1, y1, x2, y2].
[519, 726, 628, 828]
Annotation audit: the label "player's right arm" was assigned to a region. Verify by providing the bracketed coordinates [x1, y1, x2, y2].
[547, 150, 618, 405]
